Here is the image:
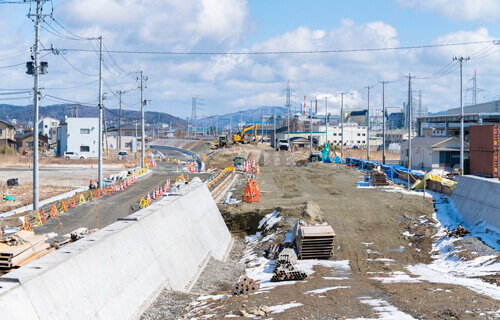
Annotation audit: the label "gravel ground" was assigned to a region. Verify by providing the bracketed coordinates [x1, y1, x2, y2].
[141, 238, 246, 320]
[457, 236, 500, 257]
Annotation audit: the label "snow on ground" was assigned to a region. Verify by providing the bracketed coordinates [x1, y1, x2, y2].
[370, 190, 500, 300]
[268, 302, 303, 314]
[355, 296, 416, 320]
[371, 271, 421, 283]
[432, 193, 500, 251]
[304, 286, 350, 294]
[258, 210, 282, 230]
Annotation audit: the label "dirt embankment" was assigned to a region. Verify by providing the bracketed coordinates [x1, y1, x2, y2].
[198, 144, 499, 319]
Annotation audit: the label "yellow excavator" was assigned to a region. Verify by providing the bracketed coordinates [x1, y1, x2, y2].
[214, 135, 228, 148]
[232, 124, 258, 144]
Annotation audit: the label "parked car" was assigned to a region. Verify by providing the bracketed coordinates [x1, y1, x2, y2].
[63, 151, 86, 160]
[117, 151, 128, 160]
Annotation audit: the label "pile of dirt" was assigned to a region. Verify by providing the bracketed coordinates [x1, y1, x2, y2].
[301, 200, 323, 222]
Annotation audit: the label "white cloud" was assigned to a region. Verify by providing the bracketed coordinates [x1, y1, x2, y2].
[56, 0, 251, 50]
[394, 0, 500, 22]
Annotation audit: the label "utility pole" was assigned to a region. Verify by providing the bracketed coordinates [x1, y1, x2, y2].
[325, 97, 328, 147]
[273, 106, 276, 148]
[117, 90, 123, 151]
[454, 56, 470, 175]
[261, 111, 264, 144]
[366, 86, 371, 160]
[380, 81, 387, 164]
[340, 93, 344, 158]
[98, 36, 103, 189]
[285, 80, 291, 148]
[140, 71, 145, 169]
[309, 103, 313, 153]
[407, 74, 412, 190]
[29, 0, 45, 211]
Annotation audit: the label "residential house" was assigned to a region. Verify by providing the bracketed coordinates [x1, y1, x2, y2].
[38, 117, 60, 144]
[15, 132, 49, 154]
[0, 120, 16, 149]
[400, 136, 468, 171]
[105, 124, 143, 152]
[57, 117, 99, 158]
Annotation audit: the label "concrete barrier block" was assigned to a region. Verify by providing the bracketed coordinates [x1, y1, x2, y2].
[0, 181, 231, 320]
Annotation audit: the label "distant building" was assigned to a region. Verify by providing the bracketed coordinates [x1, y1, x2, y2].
[343, 109, 368, 126]
[15, 132, 49, 154]
[105, 124, 143, 151]
[375, 130, 410, 145]
[57, 117, 99, 157]
[38, 117, 60, 144]
[0, 120, 16, 149]
[400, 136, 468, 171]
[387, 112, 405, 129]
[316, 123, 368, 147]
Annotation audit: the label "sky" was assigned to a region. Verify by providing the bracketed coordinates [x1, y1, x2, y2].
[0, 0, 499, 120]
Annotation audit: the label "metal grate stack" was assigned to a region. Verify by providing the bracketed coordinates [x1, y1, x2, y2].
[232, 276, 260, 296]
[296, 223, 336, 259]
[271, 248, 307, 282]
[370, 169, 389, 186]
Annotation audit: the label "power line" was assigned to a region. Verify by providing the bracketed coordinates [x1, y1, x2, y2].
[58, 52, 98, 77]
[47, 40, 497, 56]
[50, 17, 87, 40]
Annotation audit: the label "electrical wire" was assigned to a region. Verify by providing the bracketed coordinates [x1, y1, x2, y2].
[43, 94, 96, 106]
[44, 80, 99, 90]
[0, 91, 31, 95]
[52, 40, 497, 56]
[50, 17, 87, 40]
[58, 53, 98, 77]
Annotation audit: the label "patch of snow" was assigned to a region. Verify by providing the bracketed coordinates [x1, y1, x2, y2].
[296, 259, 351, 275]
[358, 297, 416, 319]
[323, 276, 349, 280]
[371, 271, 421, 283]
[268, 302, 303, 314]
[258, 210, 282, 230]
[403, 231, 415, 237]
[362, 242, 374, 246]
[304, 286, 350, 294]
[375, 258, 395, 262]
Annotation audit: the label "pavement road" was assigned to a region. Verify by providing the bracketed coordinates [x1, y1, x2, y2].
[35, 151, 212, 236]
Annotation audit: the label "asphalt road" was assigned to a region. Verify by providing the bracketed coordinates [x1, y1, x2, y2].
[35, 152, 213, 236]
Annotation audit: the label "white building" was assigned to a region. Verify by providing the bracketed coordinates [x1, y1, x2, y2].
[38, 117, 59, 144]
[105, 124, 142, 152]
[57, 117, 99, 158]
[400, 136, 469, 171]
[315, 123, 368, 147]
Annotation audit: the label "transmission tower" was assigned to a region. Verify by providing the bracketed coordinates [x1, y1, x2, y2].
[465, 70, 484, 105]
[191, 95, 197, 138]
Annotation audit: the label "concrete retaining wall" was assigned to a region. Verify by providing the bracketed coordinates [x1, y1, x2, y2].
[0, 181, 231, 320]
[451, 175, 500, 231]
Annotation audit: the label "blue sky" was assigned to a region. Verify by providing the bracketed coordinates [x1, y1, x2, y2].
[0, 0, 499, 120]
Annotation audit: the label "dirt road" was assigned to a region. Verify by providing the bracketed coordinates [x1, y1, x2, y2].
[143, 144, 499, 320]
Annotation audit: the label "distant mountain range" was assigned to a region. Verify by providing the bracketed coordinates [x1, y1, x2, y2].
[0, 104, 187, 128]
[196, 106, 287, 128]
[0, 104, 291, 130]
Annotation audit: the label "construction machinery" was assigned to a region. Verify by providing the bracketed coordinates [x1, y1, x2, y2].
[232, 124, 258, 144]
[214, 135, 228, 148]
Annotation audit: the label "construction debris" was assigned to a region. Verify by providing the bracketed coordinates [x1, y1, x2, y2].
[271, 248, 307, 282]
[447, 225, 470, 238]
[370, 169, 389, 186]
[232, 276, 260, 296]
[0, 230, 51, 269]
[293, 221, 335, 259]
